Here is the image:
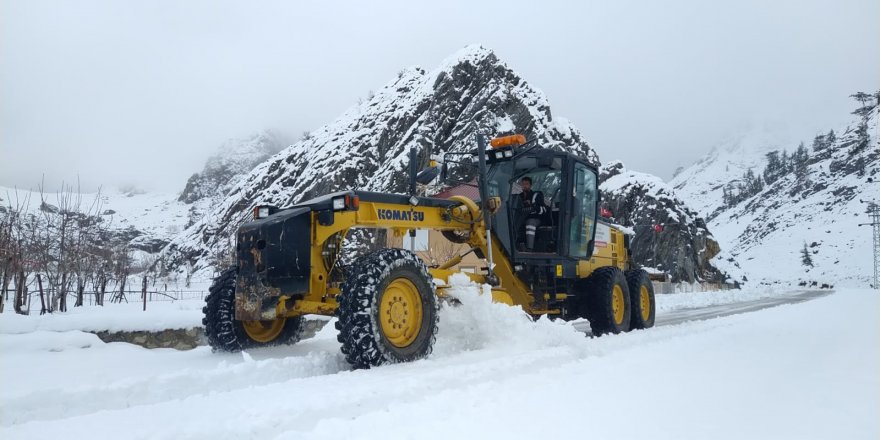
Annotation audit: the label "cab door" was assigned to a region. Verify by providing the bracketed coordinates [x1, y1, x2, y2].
[565, 162, 599, 259]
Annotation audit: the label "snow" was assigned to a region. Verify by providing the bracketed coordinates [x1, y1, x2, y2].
[0, 300, 205, 333]
[600, 164, 699, 227]
[602, 168, 670, 194]
[1, 276, 876, 439]
[654, 286, 805, 312]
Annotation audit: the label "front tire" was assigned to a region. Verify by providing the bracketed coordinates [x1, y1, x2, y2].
[335, 248, 438, 369]
[578, 267, 632, 336]
[202, 267, 303, 352]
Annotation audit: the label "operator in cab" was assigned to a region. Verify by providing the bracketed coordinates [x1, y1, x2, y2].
[519, 176, 548, 251]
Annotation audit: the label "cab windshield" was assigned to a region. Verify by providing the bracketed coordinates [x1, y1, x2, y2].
[487, 156, 564, 254]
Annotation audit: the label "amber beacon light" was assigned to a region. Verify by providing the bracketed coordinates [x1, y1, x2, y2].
[489, 134, 526, 148]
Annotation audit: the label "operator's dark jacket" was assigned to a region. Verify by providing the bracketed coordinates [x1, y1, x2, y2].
[520, 190, 548, 220]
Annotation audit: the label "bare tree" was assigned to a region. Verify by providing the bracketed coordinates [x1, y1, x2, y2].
[110, 243, 133, 303]
[71, 188, 105, 307]
[2, 189, 36, 315]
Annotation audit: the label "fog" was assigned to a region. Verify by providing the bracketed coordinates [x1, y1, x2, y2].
[2, 0, 878, 193]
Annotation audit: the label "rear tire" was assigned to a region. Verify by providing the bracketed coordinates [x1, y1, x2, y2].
[202, 267, 303, 352]
[578, 267, 632, 336]
[335, 248, 438, 369]
[626, 269, 655, 330]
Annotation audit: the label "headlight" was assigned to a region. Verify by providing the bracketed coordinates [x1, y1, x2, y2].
[504, 149, 513, 158]
[332, 197, 346, 210]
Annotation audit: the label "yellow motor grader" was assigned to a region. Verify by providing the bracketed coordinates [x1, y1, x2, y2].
[203, 134, 655, 368]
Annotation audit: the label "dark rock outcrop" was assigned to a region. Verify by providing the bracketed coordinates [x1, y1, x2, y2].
[600, 161, 723, 283]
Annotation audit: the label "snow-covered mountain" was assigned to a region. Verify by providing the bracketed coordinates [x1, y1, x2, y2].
[178, 130, 286, 230]
[153, 45, 724, 282]
[2, 45, 723, 283]
[156, 45, 723, 282]
[179, 130, 285, 205]
[600, 161, 723, 283]
[672, 93, 880, 287]
[160, 45, 602, 272]
[670, 123, 800, 220]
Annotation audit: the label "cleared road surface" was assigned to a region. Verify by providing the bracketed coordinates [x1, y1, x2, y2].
[573, 289, 833, 334]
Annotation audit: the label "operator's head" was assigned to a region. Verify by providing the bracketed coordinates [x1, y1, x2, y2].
[520, 176, 532, 191]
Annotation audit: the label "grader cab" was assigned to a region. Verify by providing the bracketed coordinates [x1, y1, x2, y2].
[203, 134, 656, 368]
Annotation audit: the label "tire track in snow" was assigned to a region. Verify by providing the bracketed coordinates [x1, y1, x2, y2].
[0, 341, 350, 426]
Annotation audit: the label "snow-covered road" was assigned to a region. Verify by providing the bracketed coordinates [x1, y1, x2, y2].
[1, 287, 877, 440]
[573, 289, 832, 334]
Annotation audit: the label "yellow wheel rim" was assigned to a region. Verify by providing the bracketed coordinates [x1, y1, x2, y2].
[612, 285, 625, 325]
[379, 278, 423, 348]
[639, 285, 651, 322]
[241, 318, 286, 343]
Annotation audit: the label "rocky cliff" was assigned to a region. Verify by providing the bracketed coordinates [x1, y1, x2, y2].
[600, 161, 723, 283]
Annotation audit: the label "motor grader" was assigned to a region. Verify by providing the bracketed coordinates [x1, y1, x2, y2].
[203, 134, 656, 368]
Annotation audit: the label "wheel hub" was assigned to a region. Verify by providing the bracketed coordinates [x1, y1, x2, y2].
[380, 278, 422, 348]
[390, 301, 406, 324]
[639, 286, 651, 322]
[612, 285, 625, 325]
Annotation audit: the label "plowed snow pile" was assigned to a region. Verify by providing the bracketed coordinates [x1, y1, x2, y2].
[434, 274, 585, 355]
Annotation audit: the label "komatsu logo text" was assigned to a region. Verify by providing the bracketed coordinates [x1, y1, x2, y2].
[377, 209, 425, 222]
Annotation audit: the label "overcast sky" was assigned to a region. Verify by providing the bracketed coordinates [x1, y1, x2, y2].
[2, 0, 878, 193]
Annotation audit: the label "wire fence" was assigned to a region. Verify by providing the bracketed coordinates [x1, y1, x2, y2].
[3, 281, 737, 313]
[2, 288, 208, 306]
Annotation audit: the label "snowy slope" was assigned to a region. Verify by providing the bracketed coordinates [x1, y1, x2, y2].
[670, 123, 797, 219]
[1, 132, 289, 264]
[1, 283, 876, 439]
[161, 45, 599, 273]
[179, 130, 285, 207]
[672, 98, 880, 287]
[0, 186, 190, 254]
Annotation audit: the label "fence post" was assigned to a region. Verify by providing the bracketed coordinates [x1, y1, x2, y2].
[142, 276, 147, 311]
